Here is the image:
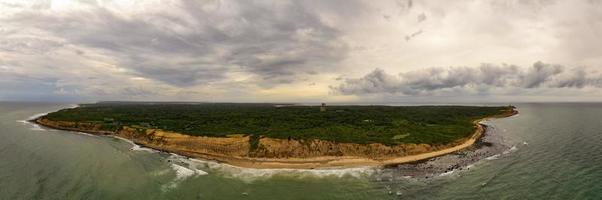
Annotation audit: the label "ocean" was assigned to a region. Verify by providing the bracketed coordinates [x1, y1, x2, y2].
[0, 102, 600, 199]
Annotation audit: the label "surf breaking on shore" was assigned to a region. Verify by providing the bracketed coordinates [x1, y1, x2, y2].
[374, 117, 522, 180]
[18, 111, 374, 181]
[19, 106, 521, 186]
[30, 105, 517, 170]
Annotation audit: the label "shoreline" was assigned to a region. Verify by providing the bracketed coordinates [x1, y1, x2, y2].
[32, 109, 517, 169]
[378, 122, 515, 180]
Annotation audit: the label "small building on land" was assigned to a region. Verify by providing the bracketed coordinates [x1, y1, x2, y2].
[320, 103, 327, 112]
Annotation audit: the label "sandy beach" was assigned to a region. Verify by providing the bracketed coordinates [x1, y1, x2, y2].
[202, 109, 517, 169]
[34, 109, 517, 169]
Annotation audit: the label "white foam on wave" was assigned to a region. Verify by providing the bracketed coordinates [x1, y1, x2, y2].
[18, 104, 373, 183]
[130, 144, 157, 153]
[111, 133, 372, 183]
[170, 163, 207, 179]
[162, 163, 208, 191]
[184, 157, 374, 183]
[439, 170, 456, 177]
[150, 168, 171, 177]
[115, 136, 371, 183]
[485, 154, 500, 160]
[16, 112, 51, 131]
[29, 124, 46, 131]
[112, 136, 158, 153]
[138, 146, 373, 183]
[27, 104, 78, 121]
[17, 104, 79, 131]
[171, 164, 195, 179]
[167, 154, 209, 176]
[72, 131, 99, 137]
[503, 145, 518, 154]
[437, 163, 477, 177]
[18, 111, 100, 134]
[161, 154, 209, 192]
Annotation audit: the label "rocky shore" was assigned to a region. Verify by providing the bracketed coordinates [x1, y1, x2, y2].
[374, 119, 517, 182]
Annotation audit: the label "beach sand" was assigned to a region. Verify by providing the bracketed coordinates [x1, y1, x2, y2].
[210, 111, 516, 169]
[34, 109, 517, 169]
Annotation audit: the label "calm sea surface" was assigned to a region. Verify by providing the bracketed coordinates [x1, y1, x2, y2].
[0, 102, 600, 200]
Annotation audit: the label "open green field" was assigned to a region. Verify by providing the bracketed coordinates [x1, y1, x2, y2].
[42, 103, 513, 145]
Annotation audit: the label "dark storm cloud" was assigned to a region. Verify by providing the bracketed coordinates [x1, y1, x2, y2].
[6, 1, 348, 87]
[333, 62, 602, 95]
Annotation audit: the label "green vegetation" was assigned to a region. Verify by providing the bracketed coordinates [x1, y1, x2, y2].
[42, 103, 513, 145]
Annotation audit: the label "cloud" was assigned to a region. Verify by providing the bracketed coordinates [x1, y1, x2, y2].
[2, 0, 602, 102]
[417, 13, 426, 22]
[2, 1, 348, 87]
[332, 62, 602, 96]
[395, 0, 413, 11]
[405, 29, 423, 41]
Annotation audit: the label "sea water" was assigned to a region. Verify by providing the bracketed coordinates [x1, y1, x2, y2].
[0, 102, 601, 199]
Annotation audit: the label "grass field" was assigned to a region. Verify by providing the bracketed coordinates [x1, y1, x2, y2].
[42, 103, 513, 145]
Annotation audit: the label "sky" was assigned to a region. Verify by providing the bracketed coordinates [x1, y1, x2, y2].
[1, 0, 602, 103]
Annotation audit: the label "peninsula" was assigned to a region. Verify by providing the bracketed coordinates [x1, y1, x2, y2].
[34, 103, 517, 169]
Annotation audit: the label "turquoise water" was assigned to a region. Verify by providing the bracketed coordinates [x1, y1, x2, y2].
[0, 102, 601, 199]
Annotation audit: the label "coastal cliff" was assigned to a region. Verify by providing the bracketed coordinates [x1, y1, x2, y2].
[35, 108, 517, 169]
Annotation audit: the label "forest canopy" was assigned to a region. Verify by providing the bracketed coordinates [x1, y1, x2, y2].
[42, 103, 513, 145]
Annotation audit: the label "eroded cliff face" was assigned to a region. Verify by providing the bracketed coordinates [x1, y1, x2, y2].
[37, 118, 110, 134]
[251, 137, 456, 160]
[36, 118, 251, 157]
[34, 117, 472, 163]
[117, 127, 251, 158]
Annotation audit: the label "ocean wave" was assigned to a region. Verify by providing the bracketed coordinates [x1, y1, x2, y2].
[108, 132, 371, 182]
[104, 132, 372, 182]
[161, 163, 208, 191]
[161, 154, 209, 192]
[112, 136, 159, 153]
[171, 164, 196, 179]
[71, 131, 99, 137]
[503, 145, 518, 154]
[170, 163, 207, 179]
[485, 154, 500, 160]
[167, 154, 209, 175]
[17, 105, 79, 131]
[130, 144, 157, 153]
[438, 170, 456, 177]
[16, 112, 51, 131]
[24, 104, 79, 121]
[466, 163, 475, 168]
[29, 124, 46, 131]
[435, 163, 477, 178]
[183, 158, 374, 182]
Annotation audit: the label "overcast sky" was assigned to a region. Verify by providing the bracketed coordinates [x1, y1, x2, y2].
[1, 0, 602, 103]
